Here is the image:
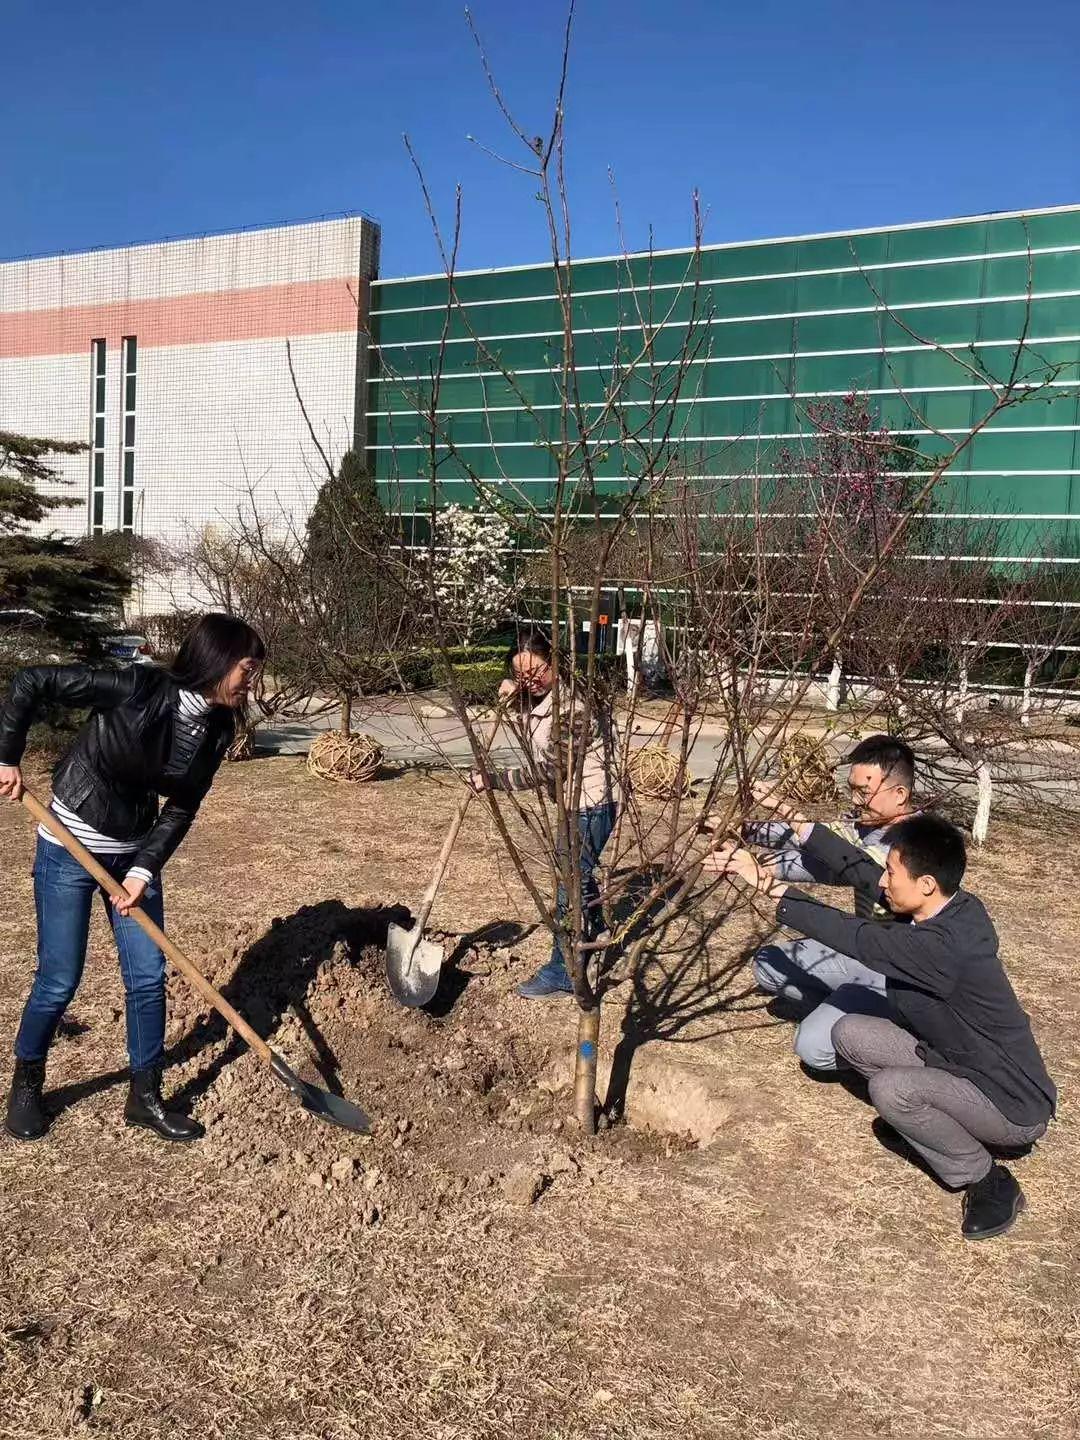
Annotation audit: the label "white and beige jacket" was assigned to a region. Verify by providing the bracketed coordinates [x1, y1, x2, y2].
[487, 688, 619, 811]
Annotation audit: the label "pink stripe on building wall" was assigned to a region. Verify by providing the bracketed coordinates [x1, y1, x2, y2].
[0, 277, 367, 359]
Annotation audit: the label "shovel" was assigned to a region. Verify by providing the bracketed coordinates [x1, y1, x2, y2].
[386, 709, 504, 1008]
[20, 788, 370, 1134]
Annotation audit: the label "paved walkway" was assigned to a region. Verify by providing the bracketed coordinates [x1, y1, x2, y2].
[258, 691, 1080, 813]
[259, 693, 856, 783]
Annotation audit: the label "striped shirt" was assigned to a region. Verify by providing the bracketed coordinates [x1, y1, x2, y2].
[39, 688, 212, 885]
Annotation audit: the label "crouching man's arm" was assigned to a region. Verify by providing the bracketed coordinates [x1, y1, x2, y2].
[706, 843, 954, 998]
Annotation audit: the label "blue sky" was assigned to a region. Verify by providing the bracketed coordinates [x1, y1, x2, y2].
[4, 0, 1079, 275]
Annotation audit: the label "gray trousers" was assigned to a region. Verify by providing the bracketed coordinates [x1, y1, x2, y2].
[753, 936, 891, 1071]
[833, 1014, 1047, 1188]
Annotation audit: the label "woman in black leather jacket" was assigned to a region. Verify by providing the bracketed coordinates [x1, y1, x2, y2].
[0, 612, 264, 1144]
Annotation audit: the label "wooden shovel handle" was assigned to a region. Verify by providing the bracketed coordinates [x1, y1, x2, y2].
[20, 788, 272, 1063]
[413, 708, 504, 932]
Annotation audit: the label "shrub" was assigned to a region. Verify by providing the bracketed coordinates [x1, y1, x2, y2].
[433, 654, 506, 705]
[130, 610, 200, 660]
[399, 644, 507, 694]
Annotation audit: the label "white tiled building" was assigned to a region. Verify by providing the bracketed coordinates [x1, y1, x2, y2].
[0, 214, 380, 612]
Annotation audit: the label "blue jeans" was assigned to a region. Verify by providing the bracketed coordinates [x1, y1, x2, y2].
[15, 839, 167, 1072]
[753, 938, 890, 1071]
[551, 801, 617, 974]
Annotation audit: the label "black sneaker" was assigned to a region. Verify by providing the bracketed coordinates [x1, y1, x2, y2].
[961, 1163, 1026, 1241]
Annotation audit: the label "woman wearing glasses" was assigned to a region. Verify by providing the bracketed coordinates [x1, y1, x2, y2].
[0, 612, 265, 1144]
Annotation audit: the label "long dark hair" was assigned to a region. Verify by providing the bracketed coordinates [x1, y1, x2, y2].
[506, 626, 555, 674]
[169, 613, 265, 698]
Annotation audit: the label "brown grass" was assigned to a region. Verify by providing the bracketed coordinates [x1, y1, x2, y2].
[0, 758, 1075, 1439]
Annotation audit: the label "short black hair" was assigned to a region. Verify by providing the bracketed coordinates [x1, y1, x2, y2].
[888, 813, 966, 895]
[845, 734, 915, 792]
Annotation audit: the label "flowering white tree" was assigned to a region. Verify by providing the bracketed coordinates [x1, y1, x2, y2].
[431, 504, 514, 643]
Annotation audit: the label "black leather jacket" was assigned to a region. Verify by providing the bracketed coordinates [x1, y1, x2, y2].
[0, 665, 234, 878]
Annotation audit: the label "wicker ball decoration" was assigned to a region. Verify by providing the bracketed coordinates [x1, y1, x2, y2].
[777, 734, 842, 806]
[628, 743, 691, 800]
[307, 731, 384, 784]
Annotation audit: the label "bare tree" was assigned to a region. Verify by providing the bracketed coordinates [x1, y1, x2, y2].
[873, 549, 1080, 843]
[182, 524, 330, 749]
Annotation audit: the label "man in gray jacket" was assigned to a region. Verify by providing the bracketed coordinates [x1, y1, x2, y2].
[743, 735, 917, 1071]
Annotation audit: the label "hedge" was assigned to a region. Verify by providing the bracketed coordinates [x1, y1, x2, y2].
[399, 645, 507, 692]
[433, 656, 506, 705]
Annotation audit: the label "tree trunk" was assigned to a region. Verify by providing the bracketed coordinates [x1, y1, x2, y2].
[973, 761, 992, 846]
[340, 694, 353, 735]
[574, 1005, 600, 1134]
[1021, 659, 1037, 729]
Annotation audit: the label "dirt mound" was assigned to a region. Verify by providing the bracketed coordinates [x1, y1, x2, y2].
[156, 903, 680, 1257]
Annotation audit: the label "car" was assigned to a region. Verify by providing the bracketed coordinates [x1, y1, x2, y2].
[0, 612, 153, 667]
[0, 609, 64, 665]
[0, 608, 47, 632]
[104, 633, 154, 665]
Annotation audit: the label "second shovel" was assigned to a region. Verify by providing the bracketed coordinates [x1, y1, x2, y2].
[386, 710, 504, 1008]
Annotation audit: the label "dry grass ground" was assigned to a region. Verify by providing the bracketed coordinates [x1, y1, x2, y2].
[0, 757, 1076, 1440]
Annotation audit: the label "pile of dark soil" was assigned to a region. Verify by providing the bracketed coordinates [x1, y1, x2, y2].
[155, 902, 682, 1258]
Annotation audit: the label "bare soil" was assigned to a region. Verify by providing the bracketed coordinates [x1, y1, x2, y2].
[0, 757, 1075, 1439]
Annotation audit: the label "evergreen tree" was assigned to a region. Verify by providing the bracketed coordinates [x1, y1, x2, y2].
[0, 430, 130, 657]
[302, 450, 399, 731]
[305, 448, 386, 575]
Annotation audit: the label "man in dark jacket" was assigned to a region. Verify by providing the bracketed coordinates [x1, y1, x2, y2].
[709, 814, 1055, 1240]
[718, 734, 918, 1072]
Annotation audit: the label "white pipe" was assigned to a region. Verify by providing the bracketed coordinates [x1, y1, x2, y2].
[973, 761, 992, 846]
[826, 652, 842, 712]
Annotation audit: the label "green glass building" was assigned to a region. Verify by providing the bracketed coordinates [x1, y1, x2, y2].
[367, 204, 1080, 559]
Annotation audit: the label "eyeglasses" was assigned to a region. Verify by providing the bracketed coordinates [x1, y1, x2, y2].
[848, 780, 900, 801]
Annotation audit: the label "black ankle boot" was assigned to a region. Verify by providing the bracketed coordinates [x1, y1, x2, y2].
[961, 1163, 1025, 1240]
[5, 1059, 48, 1141]
[124, 1067, 203, 1143]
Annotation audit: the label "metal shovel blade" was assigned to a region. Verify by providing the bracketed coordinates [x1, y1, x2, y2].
[269, 1051, 371, 1134]
[385, 920, 445, 1009]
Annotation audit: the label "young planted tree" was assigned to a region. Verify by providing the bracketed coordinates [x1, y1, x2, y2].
[183, 523, 327, 751]
[259, 1, 1069, 1135]
[875, 553, 1080, 844]
[361, 5, 1071, 1134]
[189, 437, 424, 757]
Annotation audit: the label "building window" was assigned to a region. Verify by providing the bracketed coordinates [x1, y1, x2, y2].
[90, 339, 106, 534]
[120, 336, 136, 532]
